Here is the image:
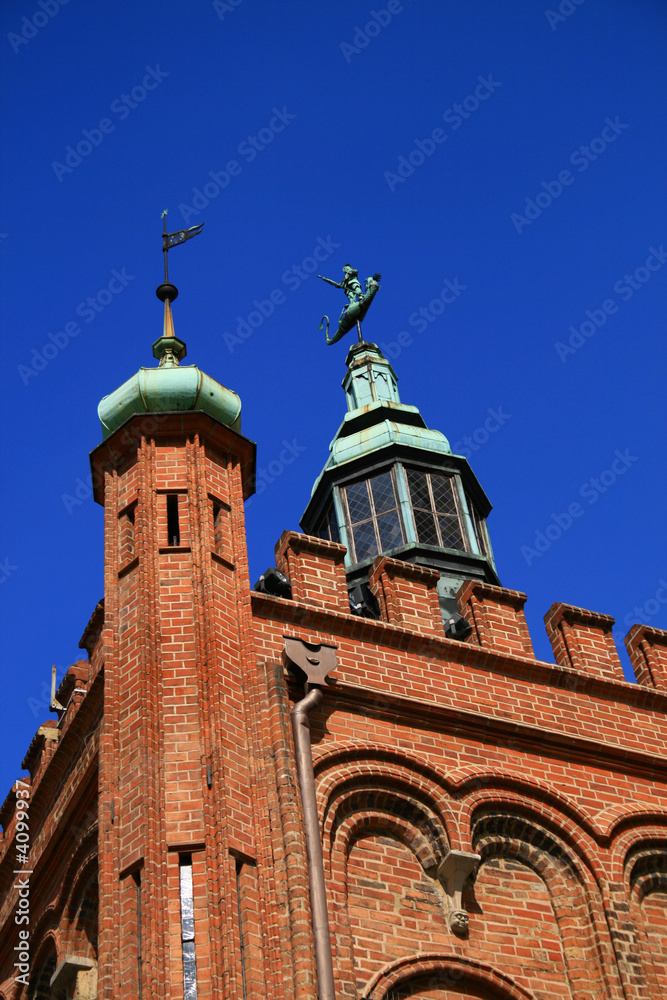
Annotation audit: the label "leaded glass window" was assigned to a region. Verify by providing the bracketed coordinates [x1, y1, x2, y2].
[405, 469, 465, 550]
[315, 502, 340, 543]
[342, 471, 404, 563]
[467, 495, 488, 556]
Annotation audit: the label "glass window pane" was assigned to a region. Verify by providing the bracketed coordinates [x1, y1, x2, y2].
[346, 480, 372, 524]
[377, 510, 403, 550]
[327, 504, 339, 543]
[439, 516, 464, 550]
[182, 941, 198, 1000]
[370, 472, 396, 514]
[414, 508, 438, 545]
[351, 519, 378, 562]
[407, 469, 430, 510]
[431, 474, 457, 515]
[179, 863, 195, 940]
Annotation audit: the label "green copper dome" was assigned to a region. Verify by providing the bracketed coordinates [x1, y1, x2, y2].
[98, 364, 241, 439]
[97, 294, 241, 439]
[309, 342, 451, 496]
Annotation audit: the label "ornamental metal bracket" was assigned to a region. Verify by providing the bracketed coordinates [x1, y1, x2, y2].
[283, 636, 337, 686]
[436, 849, 481, 936]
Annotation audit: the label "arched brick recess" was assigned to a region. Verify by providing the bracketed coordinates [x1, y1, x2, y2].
[363, 954, 536, 1000]
[66, 860, 99, 960]
[25, 936, 57, 1000]
[314, 744, 459, 846]
[471, 812, 619, 1000]
[449, 770, 600, 847]
[320, 766, 452, 1000]
[624, 839, 667, 995]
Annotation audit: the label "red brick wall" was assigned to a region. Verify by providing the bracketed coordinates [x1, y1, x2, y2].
[5, 412, 667, 1000]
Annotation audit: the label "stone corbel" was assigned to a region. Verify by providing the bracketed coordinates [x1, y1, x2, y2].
[436, 849, 481, 936]
[50, 956, 97, 999]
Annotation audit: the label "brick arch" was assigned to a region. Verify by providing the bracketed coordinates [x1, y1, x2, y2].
[472, 811, 617, 1000]
[609, 822, 667, 881]
[65, 858, 98, 958]
[314, 743, 458, 845]
[362, 954, 536, 1000]
[447, 767, 600, 843]
[55, 826, 97, 916]
[461, 787, 605, 884]
[621, 837, 667, 994]
[25, 935, 57, 1000]
[596, 803, 667, 842]
[324, 778, 452, 997]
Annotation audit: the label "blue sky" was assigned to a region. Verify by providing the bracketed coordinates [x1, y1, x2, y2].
[1, 0, 666, 794]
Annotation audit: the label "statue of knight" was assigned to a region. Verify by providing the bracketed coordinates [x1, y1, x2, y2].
[318, 264, 381, 345]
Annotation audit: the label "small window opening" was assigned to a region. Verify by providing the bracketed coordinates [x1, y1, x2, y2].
[213, 501, 223, 553]
[132, 870, 142, 1000]
[119, 504, 136, 563]
[235, 858, 249, 1000]
[179, 854, 198, 1000]
[167, 494, 181, 547]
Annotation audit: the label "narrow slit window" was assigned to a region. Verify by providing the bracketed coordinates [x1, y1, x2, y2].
[212, 500, 224, 554]
[167, 494, 181, 547]
[119, 505, 136, 563]
[132, 870, 142, 1000]
[235, 858, 249, 1000]
[179, 854, 198, 1000]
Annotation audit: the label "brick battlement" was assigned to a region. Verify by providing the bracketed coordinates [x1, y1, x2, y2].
[271, 531, 666, 688]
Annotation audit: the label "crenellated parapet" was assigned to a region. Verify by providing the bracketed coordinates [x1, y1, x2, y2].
[544, 602, 625, 682]
[267, 531, 667, 694]
[625, 624, 667, 691]
[457, 580, 534, 657]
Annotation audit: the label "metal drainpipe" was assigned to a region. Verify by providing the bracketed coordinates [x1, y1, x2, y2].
[291, 685, 336, 1000]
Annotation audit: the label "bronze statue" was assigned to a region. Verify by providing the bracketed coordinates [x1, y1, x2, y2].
[318, 265, 381, 345]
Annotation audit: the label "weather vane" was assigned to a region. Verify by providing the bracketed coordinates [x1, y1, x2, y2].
[318, 264, 381, 345]
[160, 209, 204, 286]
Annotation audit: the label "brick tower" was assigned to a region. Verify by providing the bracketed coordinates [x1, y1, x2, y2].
[2, 276, 667, 1000]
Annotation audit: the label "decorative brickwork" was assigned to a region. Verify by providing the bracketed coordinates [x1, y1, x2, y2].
[2, 403, 667, 1000]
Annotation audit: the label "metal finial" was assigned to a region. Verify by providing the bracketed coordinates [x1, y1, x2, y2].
[153, 211, 203, 367]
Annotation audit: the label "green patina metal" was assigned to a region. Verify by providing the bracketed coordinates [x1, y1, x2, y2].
[309, 342, 451, 495]
[98, 364, 242, 439]
[318, 265, 381, 345]
[97, 212, 241, 439]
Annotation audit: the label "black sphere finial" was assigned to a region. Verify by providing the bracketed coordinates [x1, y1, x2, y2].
[156, 282, 179, 302]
